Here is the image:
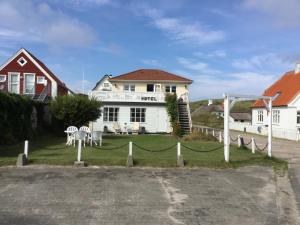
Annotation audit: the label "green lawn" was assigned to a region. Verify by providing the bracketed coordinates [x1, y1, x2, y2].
[0, 135, 286, 170]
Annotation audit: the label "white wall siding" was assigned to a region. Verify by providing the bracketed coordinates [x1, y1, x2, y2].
[90, 104, 171, 133]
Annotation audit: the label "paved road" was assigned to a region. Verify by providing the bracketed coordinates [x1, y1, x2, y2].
[232, 131, 300, 218]
[0, 166, 286, 225]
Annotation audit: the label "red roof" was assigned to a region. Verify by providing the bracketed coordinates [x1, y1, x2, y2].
[253, 71, 300, 107]
[109, 69, 193, 83]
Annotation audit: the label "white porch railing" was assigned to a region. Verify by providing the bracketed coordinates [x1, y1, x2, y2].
[91, 91, 166, 103]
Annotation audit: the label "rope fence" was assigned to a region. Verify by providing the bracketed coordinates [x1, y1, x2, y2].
[254, 140, 268, 151]
[132, 143, 177, 152]
[181, 143, 223, 153]
[92, 143, 128, 151]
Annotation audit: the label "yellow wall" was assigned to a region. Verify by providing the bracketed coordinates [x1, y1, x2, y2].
[110, 82, 189, 96]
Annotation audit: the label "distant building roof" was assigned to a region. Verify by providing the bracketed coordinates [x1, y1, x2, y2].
[230, 112, 252, 121]
[192, 104, 223, 116]
[109, 69, 193, 83]
[253, 70, 300, 107]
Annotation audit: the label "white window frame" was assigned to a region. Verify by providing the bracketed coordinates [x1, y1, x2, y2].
[130, 108, 146, 122]
[103, 107, 119, 122]
[17, 57, 27, 67]
[0, 74, 6, 82]
[165, 84, 176, 93]
[272, 109, 280, 124]
[8, 72, 20, 94]
[37, 76, 45, 84]
[23, 73, 35, 95]
[124, 84, 135, 92]
[257, 110, 264, 123]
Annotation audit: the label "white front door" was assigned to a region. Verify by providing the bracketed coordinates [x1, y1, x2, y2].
[8, 73, 20, 94]
[24, 73, 35, 95]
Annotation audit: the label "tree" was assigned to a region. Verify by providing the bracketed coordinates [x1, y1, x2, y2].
[50, 94, 101, 129]
[165, 93, 182, 137]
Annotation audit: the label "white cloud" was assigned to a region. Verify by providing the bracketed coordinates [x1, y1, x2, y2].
[141, 59, 161, 67]
[189, 72, 276, 100]
[241, 0, 300, 27]
[0, 0, 97, 48]
[177, 57, 220, 74]
[194, 50, 227, 58]
[134, 5, 226, 45]
[232, 53, 292, 72]
[97, 43, 123, 55]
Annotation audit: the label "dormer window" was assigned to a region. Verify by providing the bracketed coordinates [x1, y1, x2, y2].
[17, 57, 27, 67]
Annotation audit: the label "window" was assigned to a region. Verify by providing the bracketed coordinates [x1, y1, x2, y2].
[17, 57, 27, 67]
[24, 73, 35, 94]
[9, 73, 19, 94]
[124, 84, 135, 92]
[37, 76, 45, 84]
[165, 85, 176, 93]
[147, 84, 154, 92]
[258, 110, 263, 122]
[272, 110, 280, 124]
[297, 111, 300, 124]
[130, 108, 146, 122]
[103, 82, 109, 88]
[0, 75, 6, 82]
[103, 107, 119, 122]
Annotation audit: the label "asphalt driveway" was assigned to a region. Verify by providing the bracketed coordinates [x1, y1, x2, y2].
[0, 166, 295, 225]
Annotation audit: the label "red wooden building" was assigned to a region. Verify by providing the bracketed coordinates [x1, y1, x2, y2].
[0, 48, 70, 101]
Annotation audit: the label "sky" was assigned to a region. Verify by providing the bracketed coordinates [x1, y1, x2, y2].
[0, 0, 300, 100]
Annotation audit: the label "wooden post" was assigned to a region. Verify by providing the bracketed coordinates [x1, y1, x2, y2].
[127, 141, 133, 167]
[212, 130, 215, 137]
[177, 142, 184, 167]
[24, 140, 29, 159]
[238, 135, 241, 148]
[206, 129, 208, 135]
[219, 132, 222, 143]
[251, 137, 255, 154]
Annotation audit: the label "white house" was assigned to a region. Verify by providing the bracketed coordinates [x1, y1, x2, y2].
[90, 69, 193, 134]
[250, 63, 300, 140]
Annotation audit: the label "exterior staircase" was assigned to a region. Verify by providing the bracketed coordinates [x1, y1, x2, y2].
[178, 102, 192, 134]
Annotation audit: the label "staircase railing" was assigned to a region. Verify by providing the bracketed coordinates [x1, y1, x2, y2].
[179, 92, 193, 133]
[37, 84, 49, 102]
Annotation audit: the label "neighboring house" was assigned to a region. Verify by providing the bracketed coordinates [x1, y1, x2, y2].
[0, 48, 70, 101]
[229, 112, 252, 124]
[90, 69, 193, 133]
[192, 102, 224, 118]
[250, 63, 300, 140]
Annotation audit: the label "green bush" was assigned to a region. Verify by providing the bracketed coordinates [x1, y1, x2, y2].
[0, 92, 33, 144]
[182, 131, 217, 142]
[50, 94, 102, 129]
[165, 93, 183, 136]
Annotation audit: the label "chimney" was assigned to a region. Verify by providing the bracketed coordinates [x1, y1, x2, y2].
[295, 62, 300, 73]
[208, 99, 213, 106]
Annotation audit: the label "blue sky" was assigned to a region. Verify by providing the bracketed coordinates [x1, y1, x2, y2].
[0, 0, 300, 100]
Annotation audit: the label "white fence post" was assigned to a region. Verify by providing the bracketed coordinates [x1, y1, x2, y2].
[177, 142, 181, 157]
[268, 99, 272, 157]
[219, 132, 222, 143]
[77, 140, 82, 162]
[224, 94, 230, 162]
[237, 135, 241, 148]
[251, 137, 255, 154]
[212, 130, 215, 137]
[129, 141, 132, 156]
[24, 140, 29, 159]
[206, 129, 208, 135]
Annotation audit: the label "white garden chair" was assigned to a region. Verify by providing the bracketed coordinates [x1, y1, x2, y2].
[113, 122, 121, 134]
[89, 131, 103, 147]
[79, 126, 91, 147]
[74, 130, 87, 147]
[132, 122, 140, 135]
[64, 126, 78, 146]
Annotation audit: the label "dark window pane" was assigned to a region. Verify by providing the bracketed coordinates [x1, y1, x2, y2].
[171, 86, 176, 93]
[141, 117, 145, 122]
[147, 84, 154, 92]
[165, 86, 170, 92]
